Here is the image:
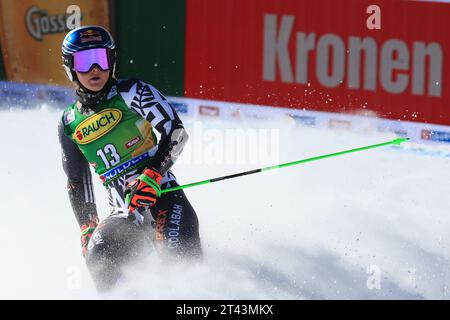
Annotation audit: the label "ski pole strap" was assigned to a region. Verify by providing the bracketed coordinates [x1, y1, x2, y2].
[139, 173, 162, 197]
[81, 225, 95, 235]
[125, 192, 131, 205]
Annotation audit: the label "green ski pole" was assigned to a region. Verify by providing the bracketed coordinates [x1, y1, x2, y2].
[161, 137, 409, 194]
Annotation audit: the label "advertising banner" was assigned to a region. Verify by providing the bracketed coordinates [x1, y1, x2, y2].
[0, 0, 109, 85]
[0, 80, 74, 109]
[185, 0, 450, 126]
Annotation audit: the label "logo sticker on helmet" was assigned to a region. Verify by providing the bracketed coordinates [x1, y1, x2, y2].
[80, 29, 103, 43]
[73, 108, 122, 144]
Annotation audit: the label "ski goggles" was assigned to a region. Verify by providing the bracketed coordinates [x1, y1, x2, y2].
[73, 48, 110, 73]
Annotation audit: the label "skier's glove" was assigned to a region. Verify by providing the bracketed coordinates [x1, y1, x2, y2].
[80, 216, 99, 257]
[125, 168, 163, 224]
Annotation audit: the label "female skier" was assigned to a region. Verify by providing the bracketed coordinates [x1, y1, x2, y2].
[58, 25, 202, 291]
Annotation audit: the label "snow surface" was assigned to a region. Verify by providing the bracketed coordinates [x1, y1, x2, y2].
[0, 107, 449, 299]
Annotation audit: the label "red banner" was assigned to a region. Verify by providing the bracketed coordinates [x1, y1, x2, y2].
[185, 0, 450, 126]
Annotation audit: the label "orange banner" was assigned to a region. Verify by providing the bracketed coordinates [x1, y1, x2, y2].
[0, 0, 109, 85]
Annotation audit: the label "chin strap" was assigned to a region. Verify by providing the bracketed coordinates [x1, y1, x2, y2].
[76, 77, 116, 111]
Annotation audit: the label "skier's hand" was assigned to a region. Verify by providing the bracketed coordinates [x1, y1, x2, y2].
[127, 209, 145, 226]
[125, 168, 163, 216]
[80, 216, 99, 257]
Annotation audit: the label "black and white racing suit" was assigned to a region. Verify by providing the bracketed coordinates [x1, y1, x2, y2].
[58, 79, 202, 262]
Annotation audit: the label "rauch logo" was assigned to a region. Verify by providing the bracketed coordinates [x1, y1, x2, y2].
[73, 109, 122, 144]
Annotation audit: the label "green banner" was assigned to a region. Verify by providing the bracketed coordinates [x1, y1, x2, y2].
[115, 0, 185, 96]
[0, 43, 5, 80]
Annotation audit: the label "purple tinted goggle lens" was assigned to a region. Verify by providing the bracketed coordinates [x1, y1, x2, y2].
[73, 48, 110, 73]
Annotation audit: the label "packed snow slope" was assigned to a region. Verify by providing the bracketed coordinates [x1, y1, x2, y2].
[0, 108, 449, 299]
